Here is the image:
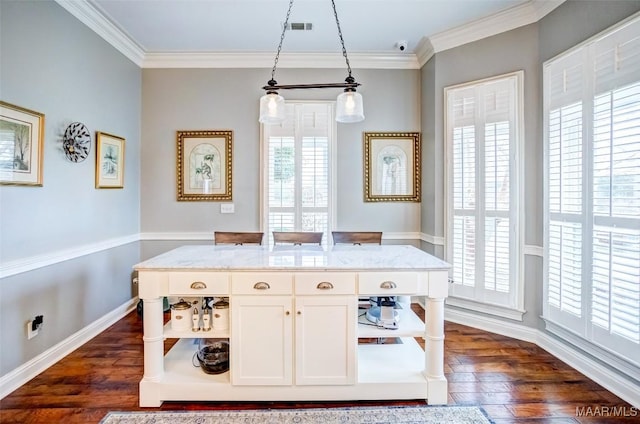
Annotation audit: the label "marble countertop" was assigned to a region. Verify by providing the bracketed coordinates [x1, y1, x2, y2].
[134, 244, 450, 272]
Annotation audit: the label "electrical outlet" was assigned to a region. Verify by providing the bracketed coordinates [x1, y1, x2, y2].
[26, 315, 44, 340]
[27, 320, 39, 339]
[220, 203, 234, 214]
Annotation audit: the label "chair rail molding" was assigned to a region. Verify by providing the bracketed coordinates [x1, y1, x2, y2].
[0, 234, 140, 279]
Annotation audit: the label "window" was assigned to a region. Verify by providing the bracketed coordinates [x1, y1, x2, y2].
[444, 72, 524, 319]
[543, 15, 640, 367]
[261, 102, 336, 245]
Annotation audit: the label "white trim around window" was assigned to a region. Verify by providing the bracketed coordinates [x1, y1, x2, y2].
[444, 70, 526, 320]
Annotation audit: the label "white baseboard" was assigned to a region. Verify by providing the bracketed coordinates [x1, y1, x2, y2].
[444, 307, 640, 408]
[0, 298, 138, 400]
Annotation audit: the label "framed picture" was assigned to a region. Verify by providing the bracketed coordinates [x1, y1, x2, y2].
[177, 130, 232, 201]
[0, 101, 45, 186]
[363, 132, 421, 202]
[95, 132, 125, 189]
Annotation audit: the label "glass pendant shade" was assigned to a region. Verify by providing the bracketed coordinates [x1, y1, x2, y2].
[259, 92, 285, 124]
[335, 91, 364, 123]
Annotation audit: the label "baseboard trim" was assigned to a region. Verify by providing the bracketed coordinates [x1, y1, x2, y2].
[444, 307, 639, 408]
[0, 298, 138, 400]
[536, 332, 640, 408]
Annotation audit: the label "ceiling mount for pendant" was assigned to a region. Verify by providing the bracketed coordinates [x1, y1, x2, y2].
[258, 0, 364, 125]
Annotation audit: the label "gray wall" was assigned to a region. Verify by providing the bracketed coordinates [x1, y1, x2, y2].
[141, 68, 421, 241]
[0, 0, 141, 375]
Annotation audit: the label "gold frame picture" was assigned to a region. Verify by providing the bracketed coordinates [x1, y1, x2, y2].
[364, 132, 421, 202]
[0, 101, 45, 186]
[177, 130, 232, 201]
[95, 132, 125, 189]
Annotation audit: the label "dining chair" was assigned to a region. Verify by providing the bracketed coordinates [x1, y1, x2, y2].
[331, 231, 382, 245]
[272, 231, 323, 246]
[214, 231, 264, 245]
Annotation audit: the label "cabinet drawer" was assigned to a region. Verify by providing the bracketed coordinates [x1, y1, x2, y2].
[168, 272, 230, 295]
[232, 273, 293, 295]
[358, 272, 419, 295]
[295, 273, 356, 295]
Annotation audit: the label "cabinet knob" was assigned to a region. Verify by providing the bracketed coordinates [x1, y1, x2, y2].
[297, 311, 302, 315]
[380, 281, 397, 289]
[316, 281, 334, 290]
[190, 281, 207, 289]
[285, 311, 290, 316]
[253, 281, 271, 290]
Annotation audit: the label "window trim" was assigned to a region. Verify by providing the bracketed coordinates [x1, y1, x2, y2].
[444, 70, 526, 321]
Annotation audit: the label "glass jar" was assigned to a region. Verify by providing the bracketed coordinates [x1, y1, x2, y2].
[195, 338, 229, 374]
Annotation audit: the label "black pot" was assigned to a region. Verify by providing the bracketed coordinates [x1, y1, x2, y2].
[197, 344, 229, 374]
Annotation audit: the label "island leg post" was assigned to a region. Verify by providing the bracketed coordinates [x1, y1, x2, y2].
[425, 296, 447, 404]
[139, 296, 164, 407]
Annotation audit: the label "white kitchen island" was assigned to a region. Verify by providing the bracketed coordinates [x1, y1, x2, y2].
[134, 244, 450, 407]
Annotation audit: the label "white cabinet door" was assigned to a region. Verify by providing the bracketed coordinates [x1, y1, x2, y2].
[231, 296, 293, 385]
[295, 296, 357, 385]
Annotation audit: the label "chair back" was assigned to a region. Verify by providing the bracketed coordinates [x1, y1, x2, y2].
[214, 231, 264, 245]
[273, 231, 323, 245]
[331, 231, 382, 245]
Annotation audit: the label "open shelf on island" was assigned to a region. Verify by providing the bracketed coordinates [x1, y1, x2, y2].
[357, 305, 424, 338]
[163, 321, 230, 339]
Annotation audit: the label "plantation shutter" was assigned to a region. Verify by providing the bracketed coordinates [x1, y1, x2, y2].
[545, 49, 585, 330]
[446, 73, 522, 311]
[263, 103, 333, 245]
[590, 22, 640, 359]
[544, 15, 640, 366]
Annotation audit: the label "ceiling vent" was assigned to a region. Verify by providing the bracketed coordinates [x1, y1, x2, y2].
[285, 22, 313, 31]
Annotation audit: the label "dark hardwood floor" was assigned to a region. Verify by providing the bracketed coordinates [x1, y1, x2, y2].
[0, 305, 636, 423]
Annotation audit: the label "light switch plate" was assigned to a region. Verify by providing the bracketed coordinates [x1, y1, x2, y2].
[220, 203, 234, 214]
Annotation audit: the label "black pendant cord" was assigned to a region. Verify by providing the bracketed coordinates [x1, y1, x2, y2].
[263, 0, 360, 91]
[269, 0, 295, 84]
[330, 0, 353, 80]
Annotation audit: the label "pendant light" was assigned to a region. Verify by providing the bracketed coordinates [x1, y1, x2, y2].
[258, 0, 364, 124]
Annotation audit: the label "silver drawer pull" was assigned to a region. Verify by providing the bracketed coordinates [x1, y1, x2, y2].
[253, 281, 271, 290]
[190, 281, 207, 289]
[380, 281, 397, 289]
[317, 282, 334, 290]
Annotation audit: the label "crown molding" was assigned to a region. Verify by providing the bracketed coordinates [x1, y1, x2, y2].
[142, 51, 420, 69]
[414, 37, 435, 67]
[55, 0, 145, 67]
[420, 0, 565, 67]
[59, 0, 563, 70]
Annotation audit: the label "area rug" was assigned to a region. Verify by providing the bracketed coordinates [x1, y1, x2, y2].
[100, 405, 492, 423]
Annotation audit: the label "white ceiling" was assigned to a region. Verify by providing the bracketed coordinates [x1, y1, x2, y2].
[59, 0, 564, 67]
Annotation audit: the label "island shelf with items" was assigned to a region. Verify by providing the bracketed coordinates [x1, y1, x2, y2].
[135, 245, 450, 407]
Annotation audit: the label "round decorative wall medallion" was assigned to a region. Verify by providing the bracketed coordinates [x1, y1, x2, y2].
[63, 122, 91, 162]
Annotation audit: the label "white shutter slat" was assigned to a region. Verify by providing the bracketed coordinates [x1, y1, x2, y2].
[592, 227, 640, 343]
[484, 217, 510, 293]
[453, 215, 475, 288]
[548, 221, 583, 317]
[485, 121, 510, 211]
[453, 126, 476, 210]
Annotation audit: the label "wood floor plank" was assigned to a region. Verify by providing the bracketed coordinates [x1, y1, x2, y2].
[0, 306, 635, 424]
